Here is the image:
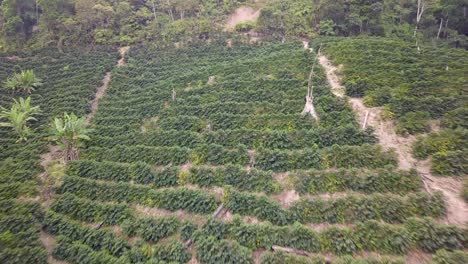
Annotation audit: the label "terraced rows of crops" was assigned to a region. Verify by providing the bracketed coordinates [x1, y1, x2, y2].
[0, 49, 116, 263]
[320, 38, 468, 176]
[43, 42, 466, 263]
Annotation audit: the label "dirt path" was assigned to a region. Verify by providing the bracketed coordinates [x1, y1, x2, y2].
[85, 46, 129, 125]
[32, 46, 130, 261]
[316, 48, 467, 226]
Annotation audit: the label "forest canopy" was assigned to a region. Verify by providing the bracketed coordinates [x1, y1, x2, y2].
[0, 0, 467, 50]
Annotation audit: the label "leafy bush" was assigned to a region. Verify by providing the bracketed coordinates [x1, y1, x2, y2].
[153, 239, 191, 263]
[405, 217, 466, 253]
[51, 193, 132, 225]
[235, 21, 256, 32]
[395, 111, 431, 135]
[260, 251, 326, 264]
[290, 167, 420, 195]
[53, 236, 127, 264]
[431, 249, 468, 264]
[43, 212, 130, 256]
[193, 233, 253, 264]
[59, 176, 218, 214]
[122, 216, 180, 243]
[224, 188, 292, 226]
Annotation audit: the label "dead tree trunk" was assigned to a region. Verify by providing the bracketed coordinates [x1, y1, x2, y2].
[437, 18, 443, 39]
[301, 44, 321, 121]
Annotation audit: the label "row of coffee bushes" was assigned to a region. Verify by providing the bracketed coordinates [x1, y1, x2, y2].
[0, 48, 116, 197]
[58, 176, 218, 214]
[90, 126, 376, 150]
[412, 128, 467, 176]
[260, 251, 405, 264]
[67, 160, 280, 193]
[52, 233, 190, 263]
[194, 216, 466, 255]
[320, 38, 467, 132]
[83, 144, 396, 172]
[224, 188, 445, 225]
[290, 166, 421, 195]
[51, 193, 132, 225]
[255, 144, 397, 171]
[0, 199, 47, 264]
[0, 48, 116, 263]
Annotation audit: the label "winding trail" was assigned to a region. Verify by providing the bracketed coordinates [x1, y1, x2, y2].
[316, 50, 467, 226]
[35, 46, 130, 262]
[85, 46, 129, 125]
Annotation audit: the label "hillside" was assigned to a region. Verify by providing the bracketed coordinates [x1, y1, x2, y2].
[1, 2, 468, 264]
[0, 37, 467, 264]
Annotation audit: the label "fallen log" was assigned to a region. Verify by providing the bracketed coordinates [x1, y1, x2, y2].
[271, 246, 331, 263]
[185, 204, 226, 248]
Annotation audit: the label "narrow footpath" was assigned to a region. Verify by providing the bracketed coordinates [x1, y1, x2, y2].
[37, 46, 130, 263]
[316, 49, 467, 226]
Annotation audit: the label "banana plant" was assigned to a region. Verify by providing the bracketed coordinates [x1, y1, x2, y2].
[4, 69, 42, 95]
[48, 113, 92, 161]
[0, 97, 41, 142]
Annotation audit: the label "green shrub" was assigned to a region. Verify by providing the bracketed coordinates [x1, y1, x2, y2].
[193, 233, 253, 264]
[43, 212, 130, 256]
[51, 193, 132, 225]
[431, 249, 468, 264]
[395, 111, 431, 135]
[122, 216, 180, 243]
[153, 239, 191, 263]
[235, 21, 256, 32]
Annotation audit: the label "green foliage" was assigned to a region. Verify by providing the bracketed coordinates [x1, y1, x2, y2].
[412, 129, 467, 175]
[59, 176, 218, 214]
[51, 193, 132, 225]
[122, 216, 180, 243]
[4, 69, 42, 94]
[463, 179, 468, 203]
[322, 38, 468, 131]
[260, 251, 326, 264]
[193, 233, 253, 264]
[291, 192, 445, 224]
[319, 20, 336, 36]
[0, 97, 41, 142]
[43, 212, 130, 256]
[153, 239, 191, 263]
[395, 111, 431, 135]
[405, 217, 466, 253]
[181, 221, 198, 241]
[255, 144, 396, 172]
[441, 108, 468, 129]
[48, 112, 92, 160]
[431, 249, 468, 264]
[235, 21, 256, 32]
[224, 188, 292, 226]
[225, 188, 445, 225]
[291, 167, 420, 195]
[53, 236, 128, 264]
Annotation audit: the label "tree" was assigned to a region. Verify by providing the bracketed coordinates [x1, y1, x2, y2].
[0, 97, 41, 142]
[48, 112, 91, 161]
[4, 70, 42, 95]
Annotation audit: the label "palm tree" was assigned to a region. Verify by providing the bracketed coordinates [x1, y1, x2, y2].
[48, 113, 92, 161]
[0, 97, 41, 142]
[4, 70, 42, 95]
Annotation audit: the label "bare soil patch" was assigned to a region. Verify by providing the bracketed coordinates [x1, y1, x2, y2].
[225, 6, 260, 31]
[39, 231, 69, 264]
